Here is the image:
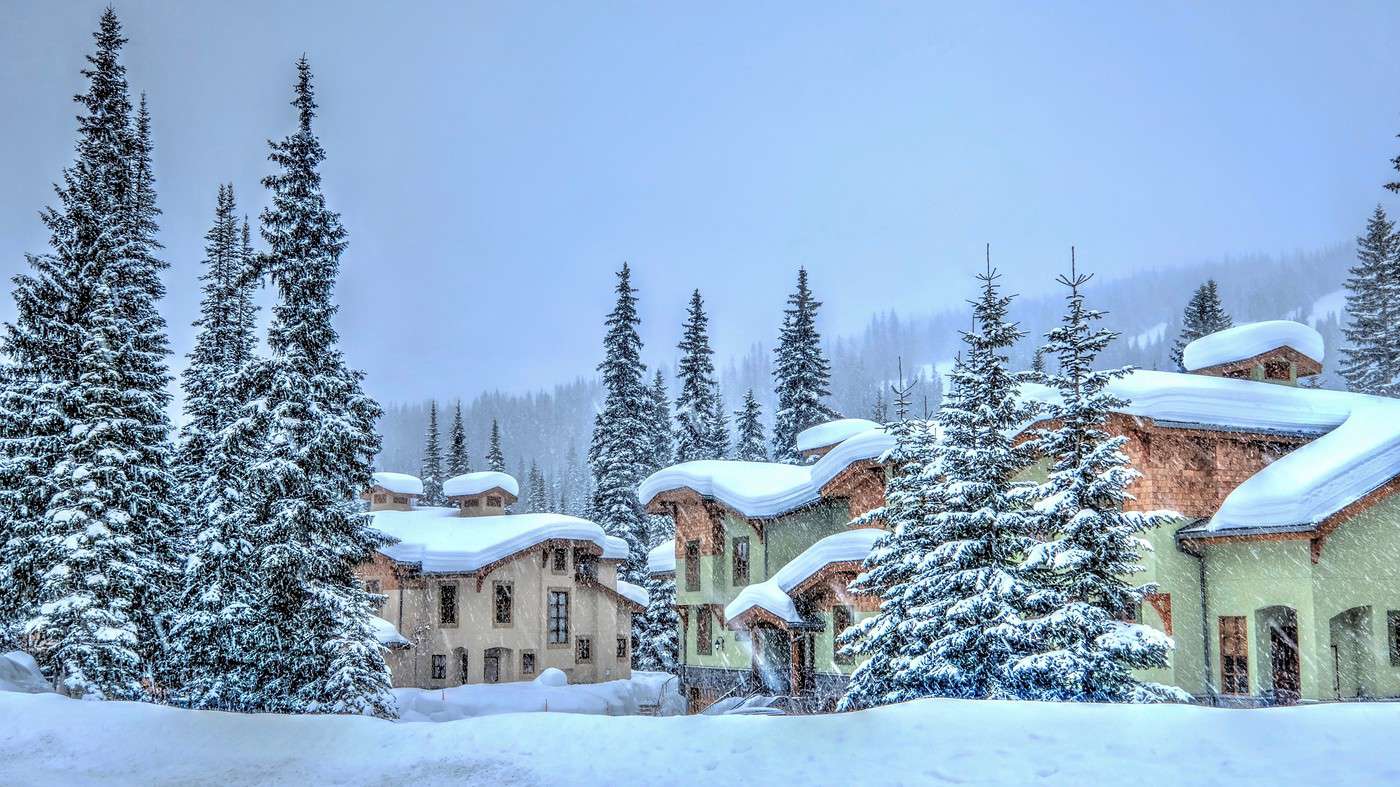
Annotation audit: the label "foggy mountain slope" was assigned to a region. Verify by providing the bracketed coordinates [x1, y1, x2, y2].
[377, 243, 1354, 483]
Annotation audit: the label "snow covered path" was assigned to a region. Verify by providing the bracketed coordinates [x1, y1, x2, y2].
[2, 692, 1398, 785]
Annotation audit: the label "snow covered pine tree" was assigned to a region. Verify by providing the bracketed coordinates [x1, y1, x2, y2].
[0, 9, 179, 700]
[674, 289, 728, 462]
[446, 400, 471, 477]
[1168, 279, 1232, 370]
[420, 400, 446, 505]
[1011, 256, 1185, 703]
[487, 418, 506, 473]
[771, 268, 837, 463]
[223, 58, 394, 717]
[1340, 206, 1400, 396]
[733, 388, 768, 462]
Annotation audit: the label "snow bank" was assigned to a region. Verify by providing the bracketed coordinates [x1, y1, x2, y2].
[796, 418, 882, 452]
[725, 528, 883, 624]
[639, 426, 894, 518]
[616, 580, 650, 608]
[391, 669, 682, 722]
[370, 508, 628, 573]
[370, 471, 423, 496]
[1182, 320, 1324, 371]
[4, 691, 1399, 785]
[0, 652, 51, 694]
[647, 539, 676, 574]
[369, 616, 410, 649]
[442, 470, 519, 498]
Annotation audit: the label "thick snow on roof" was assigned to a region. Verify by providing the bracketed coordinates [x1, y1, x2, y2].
[370, 507, 628, 573]
[616, 580, 650, 609]
[371, 472, 423, 496]
[647, 539, 675, 575]
[1021, 369, 1400, 532]
[370, 616, 410, 648]
[443, 471, 519, 498]
[1182, 320, 1324, 372]
[639, 425, 894, 518]
[724, 528, 883, 625]
[796, 418, 882, 452]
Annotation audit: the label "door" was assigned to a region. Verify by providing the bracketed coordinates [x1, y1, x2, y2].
[484, 651, 500, 684]
[1270, 616, 1300, 704]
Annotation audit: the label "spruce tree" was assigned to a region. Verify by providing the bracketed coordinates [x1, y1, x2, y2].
[486, 418, 506, 472]
[635, 567, 679, 673]
[645, 369, 674, 473]
[1340, 206, 1400, 395]
[870, 388, 888, 424]
[0, 9, 178, 699]
[771, 268, 837, 462]
[1168, 280, 1232, 370]
[1011, 260, 1183, 703]
[446, 400, 471, 477]
[673, 290, 729, 463]
[733, 389, 768, 462]
[561, 440, 589, 517]
[528, 460, 548, 513]
[588, 263, 651, 581]
[228, 58, 393, 717]
[420, 400, 445, 505]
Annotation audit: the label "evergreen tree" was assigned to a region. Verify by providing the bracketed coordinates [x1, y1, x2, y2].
[528, 460, 548, 513]
[839, 383, 941, 709]
[879, 265, 1041, 700]
[420, 400, 445, 505]
[771, 268, 837, 462]
[1031, 346, 1047, 375]
[588, 263, 651, 581]
[1340, 206, 1400, 395]
[486, 418, 506, 472]
[645, 369, 674, 473]
[870, 387, 888, 424]
[561, 440, 589, 517]
[733, 389, 768, 462]
[227, 58, 393, 717]
[446, 400, 471, 477]
[674, 290, 728, 462]
[0, 9, 178, 699]
[1010, 259, 1183, 703]
[1168, 280, 1232, 370]
[635, 566, 679, 673]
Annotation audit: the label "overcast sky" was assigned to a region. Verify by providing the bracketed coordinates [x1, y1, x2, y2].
[3, 1, 1400, 403]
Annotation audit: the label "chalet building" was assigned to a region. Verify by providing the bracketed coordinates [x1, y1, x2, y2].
[364, 471, 423, 511]
[642, 320, 1400, 712]
[356, 471, 647, 689]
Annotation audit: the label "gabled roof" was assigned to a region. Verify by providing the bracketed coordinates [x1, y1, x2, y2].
[371, 472, 423, 496]
[443, 471, 519, 499]
[1182, 320, 1324, 372]
[724, 528, 883, 626]
[369, 507, 627, 573]
[639, 427, 895, 519]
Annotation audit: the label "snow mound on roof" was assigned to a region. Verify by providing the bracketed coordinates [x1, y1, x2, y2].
[646, 540, 675, 574]
[1182, 320, 1324, 371]
[370, 507, 627, 572]
[796, 418, 882, 451]
[371, 471, 423, 496]
[369, 616, 410, 648]
[443, 471, 519, 498]
[616, 580, 650, 608]
[639, 426, 894, 518]
[0, 651, 51, 694]
[725, 528, 883, 624]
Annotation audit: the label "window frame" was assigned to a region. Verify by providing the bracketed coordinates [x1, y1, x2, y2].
[551, 547, 568, 574]
[732, 536, 750, 586]
[487, 495, 502, 507]
[616, 635, 628, 659]
[431, 654, 447, 681]
[438, 582, 459, 627]
[1219, 615, 1249, 695]
[521, 650, 536, 675]
[685, 540, 701, 592]
[576, 636, 593, 664]
[492, 581, 514, 627]
[457, 649, 469, 683]
[548, 588, 571, 647]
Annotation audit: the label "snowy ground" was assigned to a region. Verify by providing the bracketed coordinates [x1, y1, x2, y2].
[394, 669, 684, 721]
[2, 691, 1398, 786]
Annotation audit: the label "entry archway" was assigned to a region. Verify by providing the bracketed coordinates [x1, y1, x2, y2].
[1256, 605, 1300, 704]
[1328, 606, 1374, 700]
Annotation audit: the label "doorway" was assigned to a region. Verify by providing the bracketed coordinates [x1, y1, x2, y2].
[483, 647, 512, 684]
[1260, 606, 1300, 704]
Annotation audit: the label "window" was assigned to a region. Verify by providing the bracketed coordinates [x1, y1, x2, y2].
[732, 537, 750, 586]
[576, 637, 592, 664]
[458, 650, 469, 682]
[1219, 616, 1249, 695]
[393, 495, 409, 505]
[439, 583, 458, 626]
[373, 493, 387, 504]
[617, 635, 628, 659]
[552, 547, 568, 573]
[1389, 611, 1400, 667]
[833, 605, 854, 665]
[697, 607, 712, 655]
[521, 651, 536, 675]
[431, 654, 447, 680]
[685, 540, 701, 592]
[487, 495, 502, 507]
[575, 552, 598, 579]
[548, 590, 570, 644]
[493, 582, 513, 626]
[465, 498, 481, 508]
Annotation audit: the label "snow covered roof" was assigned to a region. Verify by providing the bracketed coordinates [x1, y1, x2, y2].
[616, 580, 650, 609]
[370, 616, 411, 649]
[1182, 320, 1324, 372]
[647, 540, 675, 575]
[796, 418, 882, 452]
[725, 528, 883, 625]
[369, 507, 628, 573]
[639, 425, 894, 519]
[1020, 369, 1400, 534]
[371, 472, 423, 496]
[442, 471, 519, 499]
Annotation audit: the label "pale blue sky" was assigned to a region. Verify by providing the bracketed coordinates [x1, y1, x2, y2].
[3, 1, 1399, 402]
